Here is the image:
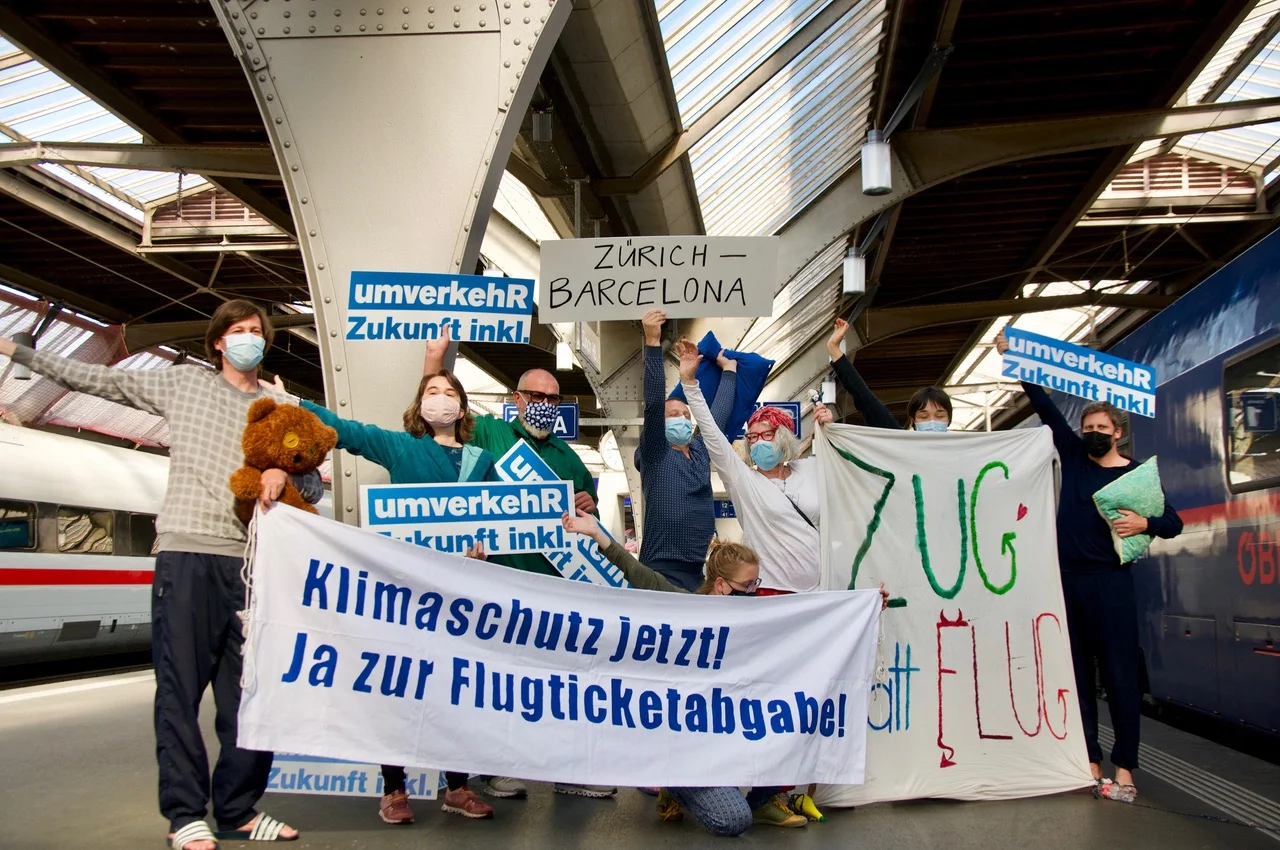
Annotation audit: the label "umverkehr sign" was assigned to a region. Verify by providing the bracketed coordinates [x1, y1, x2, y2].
[346, 270, 533, 344]
[538, 236, 779, 322]
[1001, 328, 1157, 418]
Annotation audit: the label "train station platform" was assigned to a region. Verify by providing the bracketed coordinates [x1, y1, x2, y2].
[1, 670, 1276, 850]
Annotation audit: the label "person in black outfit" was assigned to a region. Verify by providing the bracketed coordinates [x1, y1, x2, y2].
[996, 329, 1182, 804]
[826, 319, 953, 431]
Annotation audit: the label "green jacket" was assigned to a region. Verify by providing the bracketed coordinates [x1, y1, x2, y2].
[471, 413, 598, 577]
[602, 540, 685, 593]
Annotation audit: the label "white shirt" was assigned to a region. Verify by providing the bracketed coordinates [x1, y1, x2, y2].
[682, 380, 821, 592]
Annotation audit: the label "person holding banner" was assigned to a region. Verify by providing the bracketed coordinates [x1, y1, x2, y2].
[0, 301, 314, 850]
[996, 329, 1183, 805]
[826, 318, 953, 431]
[675, 338, 828, 594]
[635, 309, 738, 591]
[290, 371, 498, 823]
[422, 328, 614, 802]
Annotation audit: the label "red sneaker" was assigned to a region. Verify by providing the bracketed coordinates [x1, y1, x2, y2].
[379, 790, 414, 824]
[442, 787, 495, 819]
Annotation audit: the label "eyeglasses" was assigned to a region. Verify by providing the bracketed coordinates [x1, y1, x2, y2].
[516, 389, 563, 406]
[744, 428, 776, 444]
[726, 577, 762, 593]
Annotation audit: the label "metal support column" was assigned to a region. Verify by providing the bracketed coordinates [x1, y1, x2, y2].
[212, 0, 570, 521]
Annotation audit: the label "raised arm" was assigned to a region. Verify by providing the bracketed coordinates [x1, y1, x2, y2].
[826, 319, 897, 429]
[300, 399, 406, 472]
[422, 321, 452, 376]
[639, 310, 670, 466]
[563, 510, 684, 593]
[708, 352, 739, 433]
[2, 339, 176, 416]
[996, 329, 1080, 456]
[675, 338, 753, 492]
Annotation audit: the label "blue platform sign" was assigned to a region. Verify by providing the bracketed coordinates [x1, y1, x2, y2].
[1002, 327, 1157, 417]
[502, 402, 579, 440]
[730, 401, 802, 440]
[346, 270, 533, 344]
[713, 499, 737, 519]
[1242, 391, 1278, 433]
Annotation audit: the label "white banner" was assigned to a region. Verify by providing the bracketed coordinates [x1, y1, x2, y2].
[238, 506, 881, 787]
[537, 236, 778, 322]
[814, 425, 1092, 804]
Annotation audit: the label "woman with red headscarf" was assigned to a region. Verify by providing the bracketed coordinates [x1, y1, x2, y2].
[674, 339, 833, 594]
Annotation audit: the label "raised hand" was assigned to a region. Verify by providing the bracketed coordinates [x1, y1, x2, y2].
[0, 337, 16, 358]
[464, 540, 487, 560]
[424, 321, 453, 374]
[813, 403, 833, 427]
[642, 309, 666, 346]
[827, 318, 849, 360]
[995, 328, 1010, 355]
[562, 509, 609, 547]
[258, 374, 286, 393]
[674, 338, 702, 383]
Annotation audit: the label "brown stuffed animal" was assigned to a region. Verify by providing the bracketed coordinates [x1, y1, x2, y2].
[229, 397, 338, 525]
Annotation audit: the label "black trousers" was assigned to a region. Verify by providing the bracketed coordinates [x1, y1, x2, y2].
[382, 766, 468, 793]
[1061, 569, 1142, 771]
[153, 551, 273, 832]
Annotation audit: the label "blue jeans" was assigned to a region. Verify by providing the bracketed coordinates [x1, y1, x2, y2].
[646, 559, 704, 592]
[668, 787, 781, 836]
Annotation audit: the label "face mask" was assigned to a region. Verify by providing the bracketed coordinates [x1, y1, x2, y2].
[522, 400, 559, 436]
[420, 394, 461, 431]
[728, 588, 756, 597]
[915, 420, 949, 433]
[749, 439, 783, 471]
[1082, 430, 1114, 458]
[223, 333, 265, 371]
[665, 416, 694, 446]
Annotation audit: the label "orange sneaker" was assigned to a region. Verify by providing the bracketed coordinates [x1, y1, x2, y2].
[442, 787, 495, 819]
[379, 790, 414, 824]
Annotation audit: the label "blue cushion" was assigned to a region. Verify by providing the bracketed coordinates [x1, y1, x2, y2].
[669, 332, 775, 439]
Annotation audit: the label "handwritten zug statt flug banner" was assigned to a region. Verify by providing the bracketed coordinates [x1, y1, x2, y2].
[814, 424, 1092, 804]
[346, 270, 533, 344]
[237, 506, 883, 787]
[359, 480, 573, 555]
[537, 236, 778, 322]
[1001, 327, 1157, 417]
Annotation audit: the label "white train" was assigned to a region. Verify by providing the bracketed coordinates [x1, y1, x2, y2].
[0, 423, 331, 667]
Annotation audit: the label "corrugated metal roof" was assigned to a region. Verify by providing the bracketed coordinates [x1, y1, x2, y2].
[656, 0, 887, 237]
[0, 36, 209, 217]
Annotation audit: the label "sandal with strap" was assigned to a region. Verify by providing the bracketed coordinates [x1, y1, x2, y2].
[213, 813, 298, 842]
[1095, 780, 1137, 804]
[170, 821, 219, 850]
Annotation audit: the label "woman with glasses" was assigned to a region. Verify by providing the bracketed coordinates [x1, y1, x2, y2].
[674, 339, 833, 594]
[826, 318, 954, 431]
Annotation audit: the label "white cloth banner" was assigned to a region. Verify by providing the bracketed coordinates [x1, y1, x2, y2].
[814, 425, 1092, 804]
[238, 505, 882, 787]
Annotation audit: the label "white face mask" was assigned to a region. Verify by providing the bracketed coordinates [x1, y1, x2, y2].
[420, 394, 461, 431]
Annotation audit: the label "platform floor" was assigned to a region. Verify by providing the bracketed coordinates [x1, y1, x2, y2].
[0, 671, 1276, 850]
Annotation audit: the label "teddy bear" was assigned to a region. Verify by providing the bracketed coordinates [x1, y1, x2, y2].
[229, 397, 338, 525]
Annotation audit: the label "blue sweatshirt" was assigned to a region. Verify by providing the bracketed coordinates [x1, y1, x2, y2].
[1022, 382, 1183, 572]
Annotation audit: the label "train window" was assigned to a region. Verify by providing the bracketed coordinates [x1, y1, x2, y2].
[56, 507, 114, 554]
[0, 500, 35, 550]
[130, 513, 159, 556]
[1224, 339, 1280, 493]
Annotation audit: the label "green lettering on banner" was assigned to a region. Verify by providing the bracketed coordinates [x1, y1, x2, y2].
[833, 447, 896, 589]
[912, 475, 968, 599]
[969, 461, 1016, 595]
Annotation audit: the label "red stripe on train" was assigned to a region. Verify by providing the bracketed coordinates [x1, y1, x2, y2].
[1179, 492, 1280, 527]
[0, 569, 154, 586]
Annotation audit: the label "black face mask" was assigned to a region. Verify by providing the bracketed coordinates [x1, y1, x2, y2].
[1081, 430, 1114, 458]
[728, 589, 756, 597]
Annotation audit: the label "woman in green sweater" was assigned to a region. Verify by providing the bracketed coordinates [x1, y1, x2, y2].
[297, 370, 497, 824]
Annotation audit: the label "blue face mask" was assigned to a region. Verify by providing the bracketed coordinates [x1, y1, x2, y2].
[749, 439, 783, 471]
[223, 333, 265, 371]
[522, 401, 559, 434]
[915, 420, 949, 433]
[665, 416, 694, 446]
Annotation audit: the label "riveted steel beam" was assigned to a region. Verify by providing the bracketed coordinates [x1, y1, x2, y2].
[0, 142, 280, 179]
[211, 0, 570, 520]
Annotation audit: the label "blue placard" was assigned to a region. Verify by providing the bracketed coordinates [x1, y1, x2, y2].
[502, 402, 579, 440]
[729, 401, 802, 440]
[346, 270, 532, 344]
[1242, 391, 1278, 432]
[1002, 327, 1157, 418]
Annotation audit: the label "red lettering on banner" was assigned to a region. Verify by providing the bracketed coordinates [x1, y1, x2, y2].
[936, 609, 968, 768]
[1006, 621, 1042, 737]
[1036, 613, 1071, 741]
[1259, 531, 1276, 585]
[1239, 531, 1256, 585]
[973, 626, 1012, 740]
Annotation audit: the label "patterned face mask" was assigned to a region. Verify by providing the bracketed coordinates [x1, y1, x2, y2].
[522, 400, 559, 433]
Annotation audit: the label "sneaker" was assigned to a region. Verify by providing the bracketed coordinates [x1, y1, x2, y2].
[553, 783, 618, 798]
[656, 789, 683, 822]
[379, 790, 415, 824]
[481, 777, 528, 799]
[751, 794, 807, 828]
[442, 787, 495, 819]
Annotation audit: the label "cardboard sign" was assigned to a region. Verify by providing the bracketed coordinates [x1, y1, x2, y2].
[1002, 328, 1157, 417]
[346, 270, 533, 344]
[502, 402, 579, 440]
[538, 236, 778, 322]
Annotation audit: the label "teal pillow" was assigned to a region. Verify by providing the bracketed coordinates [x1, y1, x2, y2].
[1092, 457, 1165, 564]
